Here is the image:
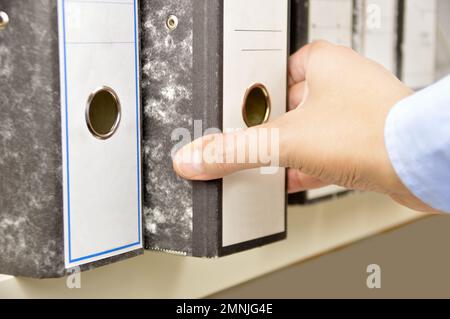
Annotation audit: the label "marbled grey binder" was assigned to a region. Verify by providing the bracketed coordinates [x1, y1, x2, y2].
[0, 0, 142, 279]
[141, 0, 288, 257]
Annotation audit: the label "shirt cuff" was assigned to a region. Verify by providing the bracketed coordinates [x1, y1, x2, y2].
[384, 77, 450, 213]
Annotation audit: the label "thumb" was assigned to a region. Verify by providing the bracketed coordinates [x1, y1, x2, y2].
[172, 114, 291, 180]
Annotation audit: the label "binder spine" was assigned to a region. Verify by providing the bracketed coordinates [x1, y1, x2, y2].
[396, 0, 405, 80]
[352, 0, 365, 54]
[191, 0, 223, 258]
[142, 0, 287, 257]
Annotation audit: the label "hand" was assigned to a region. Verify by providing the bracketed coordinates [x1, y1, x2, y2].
[173, 40, 437, 213]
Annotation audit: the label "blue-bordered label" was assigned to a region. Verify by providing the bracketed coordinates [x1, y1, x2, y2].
[58, 0, 142, 268]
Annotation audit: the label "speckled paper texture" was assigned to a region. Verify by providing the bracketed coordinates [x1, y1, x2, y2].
[0, 0, 141, 278]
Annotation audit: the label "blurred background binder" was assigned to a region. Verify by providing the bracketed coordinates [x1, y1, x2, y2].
[291, 0, 309, 53]
[399, 0, 437, 89]
[289, 0, 351, 205]
[353, 0, 399, 75]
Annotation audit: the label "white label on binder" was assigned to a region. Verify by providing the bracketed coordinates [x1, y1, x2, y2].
[58, 0, 142, 268]
[309, 0, 353, 47]
[222, 0, 287, 247]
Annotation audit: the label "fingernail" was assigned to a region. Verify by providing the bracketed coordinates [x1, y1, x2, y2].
[173, 145, 205, 179]
[299, 82, 309, 107]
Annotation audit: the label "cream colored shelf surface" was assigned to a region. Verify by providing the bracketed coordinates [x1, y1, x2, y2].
[0, 192, 423, 298]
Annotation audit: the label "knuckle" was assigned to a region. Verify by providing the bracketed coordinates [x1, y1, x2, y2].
[310, 40, 332, 51]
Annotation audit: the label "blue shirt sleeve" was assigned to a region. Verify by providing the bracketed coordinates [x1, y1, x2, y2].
[385, 75, 450, 213]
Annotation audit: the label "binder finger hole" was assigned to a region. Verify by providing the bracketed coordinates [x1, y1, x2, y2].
[86, 86, 121, 140]
[242, 84, 271, 127]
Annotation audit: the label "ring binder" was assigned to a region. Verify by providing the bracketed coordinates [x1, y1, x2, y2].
[85, 86, 122, 140]
[0, 0, 143, 278]
[141, 0, 289, 257]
